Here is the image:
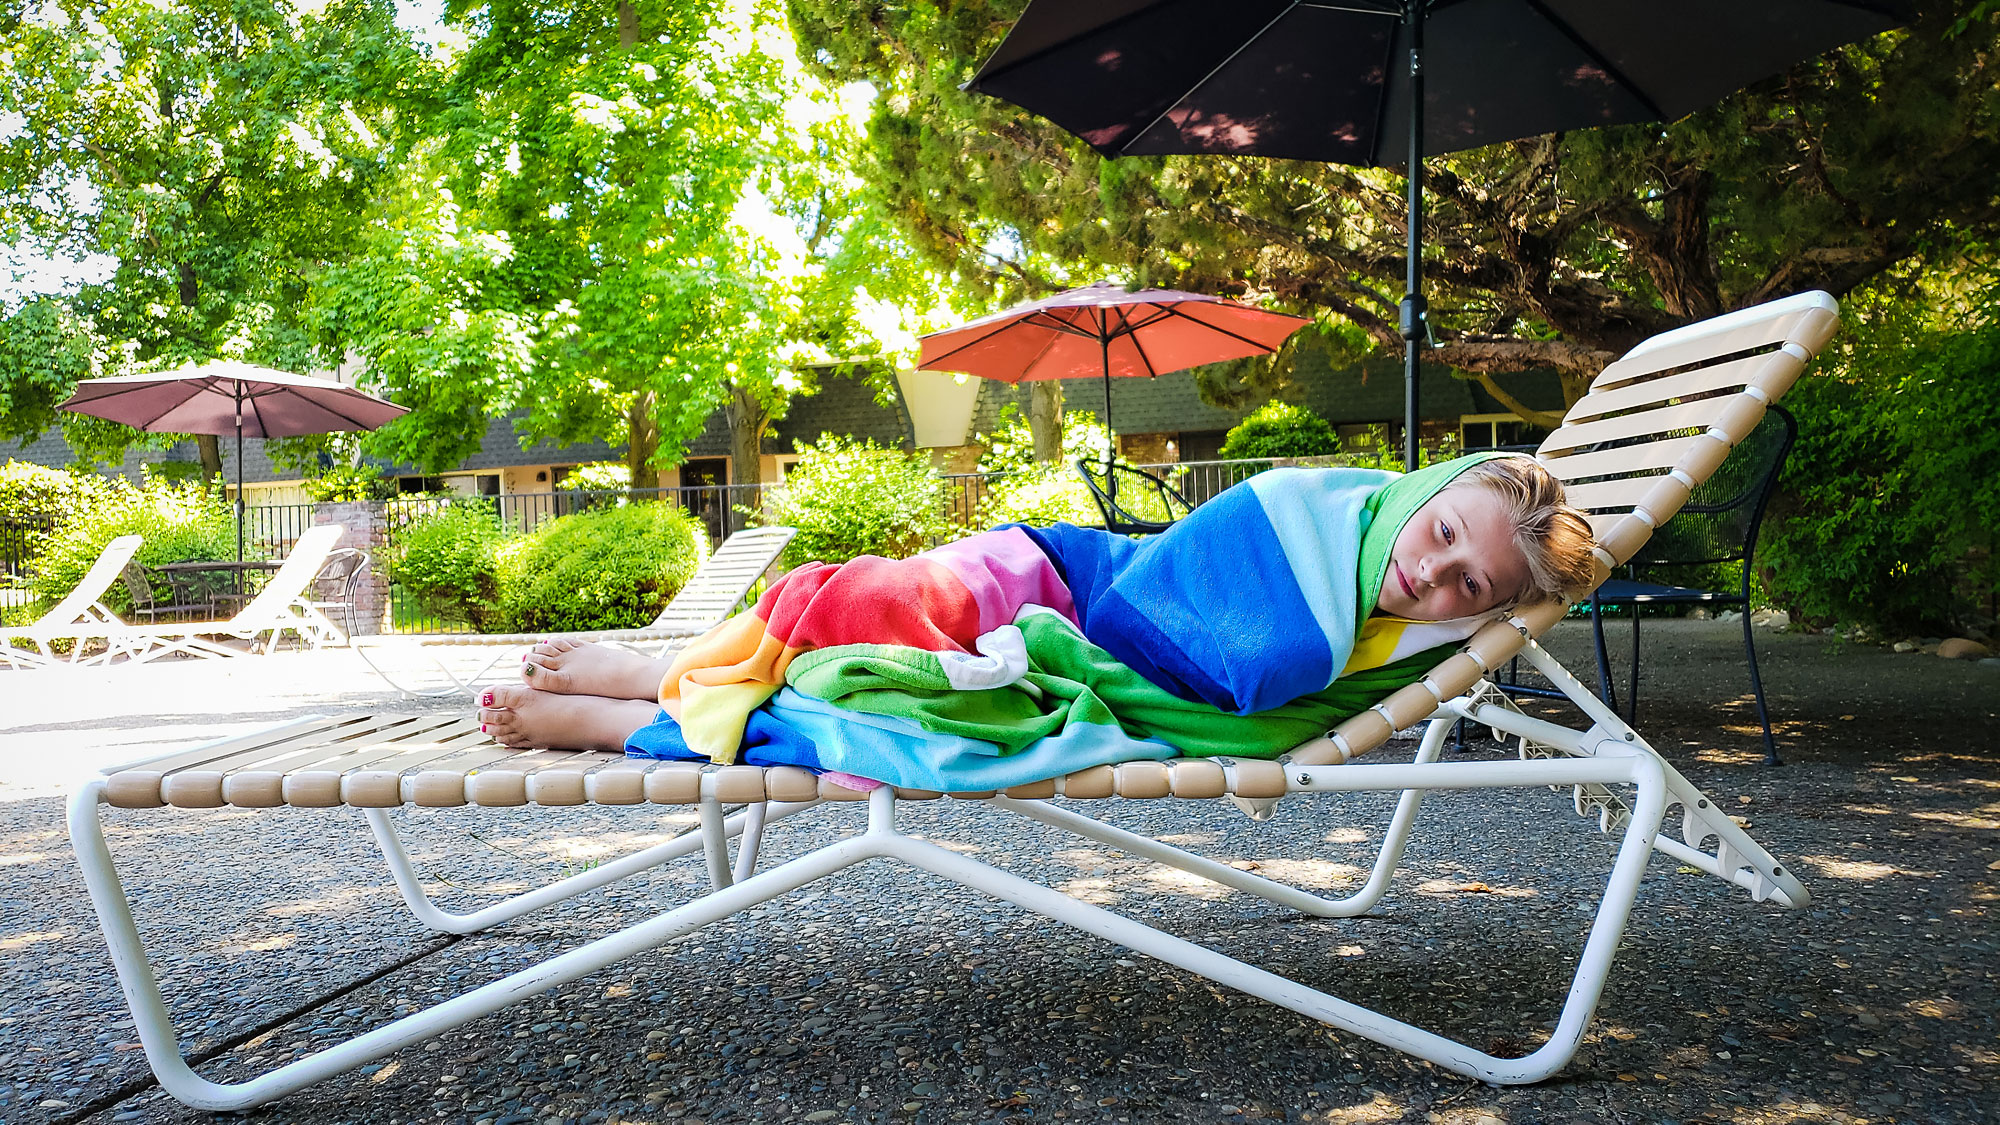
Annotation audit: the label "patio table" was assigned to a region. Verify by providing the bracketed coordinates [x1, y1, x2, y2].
[154, 558, 284, 612]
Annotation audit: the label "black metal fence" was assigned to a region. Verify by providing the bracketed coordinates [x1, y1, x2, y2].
[1, 516, 56, 584]
[222, 460, 1301, 635]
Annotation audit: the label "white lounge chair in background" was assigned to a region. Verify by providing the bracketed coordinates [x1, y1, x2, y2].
[354, 525, 796, 697]
[0, 534, 146, 669]
[118, 524, 349, 660]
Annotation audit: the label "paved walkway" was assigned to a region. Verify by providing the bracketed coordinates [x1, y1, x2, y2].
[1, 622, 1995, 1125]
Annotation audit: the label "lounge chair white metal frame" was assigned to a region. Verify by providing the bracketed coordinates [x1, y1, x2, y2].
[117, 524, 350, 661]
[68, 293, 1836, 1108]
[351, 525, 797, 698]
[0, 533, 148, 669]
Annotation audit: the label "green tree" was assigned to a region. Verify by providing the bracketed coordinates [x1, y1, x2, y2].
[0, 0, 425, 473]
[786, 1, 2000, 420]
[1761, 251, 2000, 634]
[314, 0, 804, 485]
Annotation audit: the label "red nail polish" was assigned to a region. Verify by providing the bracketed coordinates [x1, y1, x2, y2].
[480, 723, 488, 733]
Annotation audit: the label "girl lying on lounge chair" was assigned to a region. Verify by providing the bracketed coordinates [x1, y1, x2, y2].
[476, 453, 1595, 791]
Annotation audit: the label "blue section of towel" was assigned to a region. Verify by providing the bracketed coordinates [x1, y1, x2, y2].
[625, 690, 1178, 791]
[1013, 468, 1378, 715]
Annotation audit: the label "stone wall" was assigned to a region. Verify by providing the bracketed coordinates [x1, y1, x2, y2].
[311, 501, 389, 636]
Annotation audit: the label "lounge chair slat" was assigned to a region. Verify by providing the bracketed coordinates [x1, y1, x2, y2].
[1588, 302, 1836, 390]
[1540, 396, 1743, 454]
[185, 716, 479, 778]
[1537, 434, 1705, 481]
[1565, 352, 1781, 421]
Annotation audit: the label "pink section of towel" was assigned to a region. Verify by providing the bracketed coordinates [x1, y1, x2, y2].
[823, 771, 884, 792]
[924, 527, 1078, 635]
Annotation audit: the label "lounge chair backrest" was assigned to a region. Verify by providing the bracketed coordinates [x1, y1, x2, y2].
[644, 526, 798, 634]
[1627, 404, 1795, 570]
[35, 534, 143, 628]
[227, 525, 345, 625]
[1284, 291, 1841, 768]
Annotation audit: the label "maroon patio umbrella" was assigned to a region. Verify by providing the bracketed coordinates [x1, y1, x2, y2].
[60, 360, 408, 559]
[915, 281, 1312, 443]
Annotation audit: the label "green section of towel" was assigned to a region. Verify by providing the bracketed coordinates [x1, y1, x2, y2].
[786, 612, 1449, 760]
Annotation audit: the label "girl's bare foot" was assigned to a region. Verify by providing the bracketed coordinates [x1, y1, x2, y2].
[519, 638, 673, 700]
[478, 684, 661, 751]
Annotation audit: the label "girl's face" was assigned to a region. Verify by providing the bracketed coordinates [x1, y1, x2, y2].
[1377, 484, 1531, 621]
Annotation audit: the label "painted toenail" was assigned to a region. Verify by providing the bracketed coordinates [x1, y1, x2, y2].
[523, 664, 536, 676]
[481, 691, 494, 706]
[480, 723, 488, 733]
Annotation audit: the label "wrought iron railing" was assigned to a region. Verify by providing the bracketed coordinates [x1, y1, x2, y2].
[230, 459, 1315, 635]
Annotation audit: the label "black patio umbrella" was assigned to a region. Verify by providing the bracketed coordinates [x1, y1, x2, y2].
[967, 0, 1906, 468]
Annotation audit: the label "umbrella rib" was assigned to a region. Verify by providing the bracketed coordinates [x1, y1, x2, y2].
[1112, 306, 1177, 336]
[1297, 1, 1403, 13]
[1018, 327, 1071, 381]
[1123, 318, 1166, 380]
[1365, 6, 1403, 167]
[1154, 304, 1303, 353]
[61, 381, 207, 430]
[920, 316, 1060, 370]
[1025, 310, 1118, 343]
[1520, 0, 1666, 120]
[1121, 3, 1339, 157]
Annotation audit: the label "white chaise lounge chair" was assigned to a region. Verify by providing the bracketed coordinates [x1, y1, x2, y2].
[352, 525, 797, 697]
[69, 292, 1837, 1109]
[117, 524, 349, 660]
[0, 534, 146, 669]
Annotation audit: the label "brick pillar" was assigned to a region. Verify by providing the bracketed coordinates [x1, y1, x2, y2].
[312, 501, 389, 635]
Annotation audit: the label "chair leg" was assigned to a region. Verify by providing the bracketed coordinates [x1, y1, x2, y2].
[363, 801, 821, 935]
[70, 779, 875, 1112]
[1741, 607, 1781, 766]
[906, 755, 1671, 1086]
[1589, 596, 1618, 713]
[1626, 608, 1642, 723]
[983, 717, 1458, 919]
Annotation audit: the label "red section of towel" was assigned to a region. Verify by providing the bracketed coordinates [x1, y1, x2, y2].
[756, 556, 984, 653]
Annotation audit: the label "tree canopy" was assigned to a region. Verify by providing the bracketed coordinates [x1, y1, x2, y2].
[0, 0, 421, 471]
[3, 0, 957, 486]
[786, 0, 2000, 421]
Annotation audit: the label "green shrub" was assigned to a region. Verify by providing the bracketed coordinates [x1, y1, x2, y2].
[1219, 402, 1341, 460]
[1, 459, 126, 530]
[763, 435, 962, 565]
[976, 463, 1105, 529]
[1762, 283, 2000, 634]
[387, 503, 512, 631]
[302, 464, 393, 502]
[29, 478, 242, 614]
[494, 503, 708, 633]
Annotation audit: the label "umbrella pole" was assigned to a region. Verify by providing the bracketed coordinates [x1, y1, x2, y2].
[1101, 332, 1115, 465]
[1399, 1, 1428, 472]
[234, 390, 246, 564]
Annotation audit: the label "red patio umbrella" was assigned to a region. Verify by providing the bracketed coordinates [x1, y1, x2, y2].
[915, 281, 1312, 443]
[60, 360, 408, 559]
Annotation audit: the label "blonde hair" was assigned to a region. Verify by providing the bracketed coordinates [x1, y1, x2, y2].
[1447, 457, 1596, 604]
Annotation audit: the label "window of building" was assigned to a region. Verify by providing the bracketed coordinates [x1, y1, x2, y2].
[1461, 413, 1551, 451]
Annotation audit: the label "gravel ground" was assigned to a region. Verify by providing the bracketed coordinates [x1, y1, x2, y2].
[0, 620, 1996, 1125]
